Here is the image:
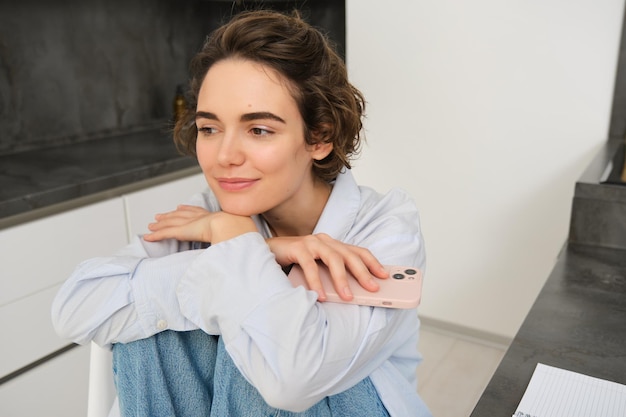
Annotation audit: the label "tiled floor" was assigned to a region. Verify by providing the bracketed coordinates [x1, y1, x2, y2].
[416, 324, 508, 417]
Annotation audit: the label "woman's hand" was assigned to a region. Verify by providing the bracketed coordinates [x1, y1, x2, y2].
[266, 233, 388, 302]
[144, 205, 257, 244]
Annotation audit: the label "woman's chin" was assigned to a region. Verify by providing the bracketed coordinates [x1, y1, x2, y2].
[218, 203, 262, 218]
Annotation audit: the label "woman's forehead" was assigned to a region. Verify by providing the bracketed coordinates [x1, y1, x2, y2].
[198, 59, 301, 118]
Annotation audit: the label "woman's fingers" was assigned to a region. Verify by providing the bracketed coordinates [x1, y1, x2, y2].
[144, 206, 212, 242]
[324, 258, 353, 301]
[297, 259, 327, 301]
[268, 234, 386, 301]
[315, 235, 387, 295]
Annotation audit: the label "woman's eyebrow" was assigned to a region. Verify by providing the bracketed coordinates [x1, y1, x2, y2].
[195, 111, 286, 124]
[195, 111, 218, 121]
[240, 112, 286, 123]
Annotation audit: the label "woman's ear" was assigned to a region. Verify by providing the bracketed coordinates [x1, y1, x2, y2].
[310, 124, 334, 160]
[312, 141, 333, 161]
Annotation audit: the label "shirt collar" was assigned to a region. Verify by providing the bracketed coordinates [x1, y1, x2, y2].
[312, 169, 361, 241]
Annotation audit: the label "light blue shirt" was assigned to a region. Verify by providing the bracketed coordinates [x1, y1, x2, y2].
[52, 170, 429, 416]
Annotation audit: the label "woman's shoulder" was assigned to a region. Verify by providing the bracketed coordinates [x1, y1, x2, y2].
[350, 184, 423, 241]
[351, 185, 425, 268]
[335, 170, 419, 218]
[358, 184, 420, 217]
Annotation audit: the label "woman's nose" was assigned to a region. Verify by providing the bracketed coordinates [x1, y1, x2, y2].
[216, 132, 245, 166]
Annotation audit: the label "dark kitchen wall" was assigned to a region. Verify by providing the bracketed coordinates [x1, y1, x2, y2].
[0, 0, 214, 155]
[0, 0, 345, 155]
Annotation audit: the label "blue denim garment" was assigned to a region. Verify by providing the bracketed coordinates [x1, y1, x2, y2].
[113, 330, 391, 417]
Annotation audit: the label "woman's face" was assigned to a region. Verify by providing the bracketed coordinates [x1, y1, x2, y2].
[195, 59, 332, 217]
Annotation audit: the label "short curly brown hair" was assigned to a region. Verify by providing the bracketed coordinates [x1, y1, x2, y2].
[174, 9, 365, 182]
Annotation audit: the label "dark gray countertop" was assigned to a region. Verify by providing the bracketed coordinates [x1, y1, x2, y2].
[0, 126, 200, 228]
[470, 242, 626, 416]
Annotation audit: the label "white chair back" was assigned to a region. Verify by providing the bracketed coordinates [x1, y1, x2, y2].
[87, 342, 117, 417]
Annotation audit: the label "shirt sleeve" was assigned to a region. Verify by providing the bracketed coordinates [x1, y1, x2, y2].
[51, 236, 202, 347]
[51, 190, 221, 348]
[177, 191, 425, 413]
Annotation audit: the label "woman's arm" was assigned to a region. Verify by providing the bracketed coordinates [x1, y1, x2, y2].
[146, 205, 388, 301]
[52, 192, 224, 347]
[51, 236, 202, 347]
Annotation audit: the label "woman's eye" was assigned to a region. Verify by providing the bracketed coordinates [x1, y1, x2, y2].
[250, 127, 273, 136]
[198, 126, 218, 136]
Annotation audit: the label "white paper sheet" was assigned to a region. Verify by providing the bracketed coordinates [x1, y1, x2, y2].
[513, 363, 626, 417]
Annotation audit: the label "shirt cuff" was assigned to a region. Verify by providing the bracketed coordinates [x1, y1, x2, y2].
[130, 250, 203, 338]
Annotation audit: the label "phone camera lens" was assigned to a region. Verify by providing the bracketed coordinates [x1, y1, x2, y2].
[404, 269, 417, 275]
[392, 273, 405, 280]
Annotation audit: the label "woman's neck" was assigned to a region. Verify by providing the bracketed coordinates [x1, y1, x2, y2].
[262, 180, 332, 237]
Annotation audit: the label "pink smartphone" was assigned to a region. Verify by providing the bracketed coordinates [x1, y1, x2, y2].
[287, 263, 423, 309]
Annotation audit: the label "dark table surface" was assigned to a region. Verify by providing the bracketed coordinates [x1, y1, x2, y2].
[471, 242, 626, 416]
[0, 126, 199, 226]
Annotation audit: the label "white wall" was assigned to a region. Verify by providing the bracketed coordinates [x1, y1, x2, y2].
[347, 0, 625, 339]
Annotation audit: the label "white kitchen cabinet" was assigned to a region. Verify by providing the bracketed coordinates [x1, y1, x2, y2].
[0, 198, 127, 378]
[0, 197, 127, 307]
[1, 284, 68, 377]
[0, 344, 90, 417]
[0, 197, 125, 414]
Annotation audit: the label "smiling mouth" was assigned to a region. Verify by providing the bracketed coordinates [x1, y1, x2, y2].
[216, 178, 258, 191]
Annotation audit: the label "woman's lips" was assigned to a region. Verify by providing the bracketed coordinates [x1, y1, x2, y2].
[216, 178, 258, 191]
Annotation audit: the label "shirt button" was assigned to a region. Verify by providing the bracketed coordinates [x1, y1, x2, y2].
[156, 319, 168, 330]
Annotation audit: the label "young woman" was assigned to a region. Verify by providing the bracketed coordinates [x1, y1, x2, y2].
[52, 10, 431, 417]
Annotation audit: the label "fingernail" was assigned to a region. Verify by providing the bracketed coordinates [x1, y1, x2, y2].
[343, 287, 353, 298]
